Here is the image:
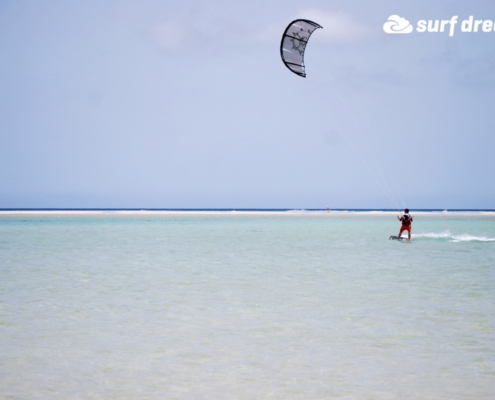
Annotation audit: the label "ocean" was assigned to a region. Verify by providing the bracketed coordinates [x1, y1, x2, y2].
[1, 211, 494, 399]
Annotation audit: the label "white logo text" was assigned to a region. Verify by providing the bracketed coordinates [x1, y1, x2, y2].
[384, 15, 495, 36]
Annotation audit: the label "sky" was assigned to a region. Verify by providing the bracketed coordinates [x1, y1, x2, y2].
[1, 0, 494, 209]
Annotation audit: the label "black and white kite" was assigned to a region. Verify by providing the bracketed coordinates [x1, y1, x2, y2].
[280, 19, 322, 78]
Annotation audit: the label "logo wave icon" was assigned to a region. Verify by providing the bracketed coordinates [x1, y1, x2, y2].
[383, 15, 413, 34]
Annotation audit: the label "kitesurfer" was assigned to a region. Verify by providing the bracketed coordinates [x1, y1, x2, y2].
[397, 208, 413, 240]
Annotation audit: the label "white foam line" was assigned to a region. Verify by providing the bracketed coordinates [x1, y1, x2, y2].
[414, 230, 495, 242]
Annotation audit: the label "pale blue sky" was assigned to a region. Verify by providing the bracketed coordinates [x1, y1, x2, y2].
[1, 0, 494, 208]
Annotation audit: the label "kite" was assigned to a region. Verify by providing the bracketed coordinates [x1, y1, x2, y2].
[280, 19, 322, 78]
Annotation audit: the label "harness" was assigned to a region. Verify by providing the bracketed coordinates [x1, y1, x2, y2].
[401, 214, 412, 226]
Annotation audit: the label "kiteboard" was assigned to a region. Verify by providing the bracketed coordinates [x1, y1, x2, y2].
[389, 235, 410, 241]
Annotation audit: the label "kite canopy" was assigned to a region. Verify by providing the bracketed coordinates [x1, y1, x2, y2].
[280, 19, 322, 78]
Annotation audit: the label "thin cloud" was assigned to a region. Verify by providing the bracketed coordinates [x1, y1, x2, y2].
[297, 9, 370, 43]
[145, 9, 371, 53]
[254, 9, 370, 46]
[145, 21, 187, 51]
[145, 18, 253, 53]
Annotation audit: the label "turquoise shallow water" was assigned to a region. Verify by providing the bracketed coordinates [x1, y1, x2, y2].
[1, 213, 494, 399]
